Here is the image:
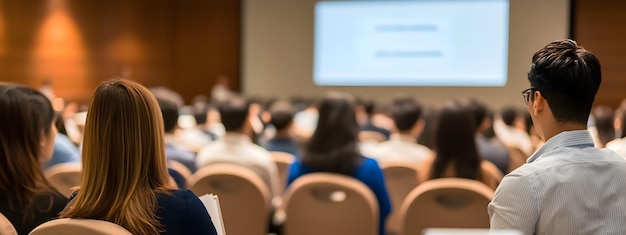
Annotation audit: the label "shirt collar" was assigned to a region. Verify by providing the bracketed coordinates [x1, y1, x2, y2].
[390, 133, 416, 143]
[527, 130, 595, 163]
[223, 132, 252, 143]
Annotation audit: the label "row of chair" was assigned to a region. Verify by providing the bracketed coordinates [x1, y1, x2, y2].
[21, 150, 518, 235]
[188, 164, 495, 235]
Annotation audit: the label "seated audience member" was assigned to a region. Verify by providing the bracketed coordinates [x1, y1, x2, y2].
[419, 101, 503, 189]
[489, 39, 626, 234]
[287, 92, 391, 235]
[292, 98, 319, 140]
[366, 97, 431, 164]
[61, 80, 217, 235]
[263, 100, 302, 158]
[0, 83, 67, 234]
[469, 100, 510, 175]
[494, 106, 533, 155]
[43, 132, 81, 170]
[607, 105, 626, 157]
[191, 95, 219, 141]
[155, 96, 198, 173]
[196, 96, 280, 203]
[356, 99, 391, 140]
[590, 105, 615, 148]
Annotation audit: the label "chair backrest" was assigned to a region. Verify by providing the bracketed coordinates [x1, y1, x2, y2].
[379, 161, 420, 235]
[29, 218, 132, 235]
[398, 178, 494, 235]
[0, 212, 17, 235]
[507, 148, 527, 173]
[189, 164, 270, 235]
[283, 173, 378, 235]
[168, 160, 193, 182]
[359, 131, 387, 143]
[44, 163, 82, 198]
[270, 151, 295, 191]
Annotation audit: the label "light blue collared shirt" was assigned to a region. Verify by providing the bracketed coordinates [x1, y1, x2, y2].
[489, 130, 626, 235]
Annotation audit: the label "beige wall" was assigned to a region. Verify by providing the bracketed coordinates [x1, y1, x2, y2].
[242, 0, 570, 109]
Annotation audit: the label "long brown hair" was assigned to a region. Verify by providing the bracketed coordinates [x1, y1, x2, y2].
[60, 80, 171, 234]
[0, 83, 57, 212]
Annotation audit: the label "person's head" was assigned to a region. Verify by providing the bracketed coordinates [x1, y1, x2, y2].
[191, 95, 210, 125]
[219, 95, 251, 133]
[304, 92, 361, 175]
[390, 97, 424, 137]
[525, 39, 601, 140]
[592, 106, 615, 147]
[269, 100, 295, 134]
[432, 101, 481, 180]
[0, 83, 57, 208]
[155, 96, 179, 134]
[467, 99, 491, 134]
[61, 80, 170, 234]
[500, 106, 518, 127]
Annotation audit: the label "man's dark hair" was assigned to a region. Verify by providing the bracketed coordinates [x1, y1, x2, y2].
[528, 39, 601, 124]
[269, 100, 295, 131]
[218, 96, 250, 132]
[500, 107, 518, 126]
[156, 97, 179, 133]
[390, 97, 422, 132]
[467, 99, 489, 132]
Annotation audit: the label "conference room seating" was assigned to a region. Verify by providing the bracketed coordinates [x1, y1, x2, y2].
[270, 151, 296, 191]
[379, 161, 421, 235]
[43, 163, 82, 198]
[168, 160, 193, 184]
[507, 148, 527, 173]
[0, 212, 17, 235]
[282, 173, 378, 235]
[188, 163, 270, 235]
[359, 130, 387, 143]
[29, 218, 132, 235]
[398, 178, 494, 235]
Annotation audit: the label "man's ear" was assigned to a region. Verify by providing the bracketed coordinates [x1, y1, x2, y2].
[533, 91, 545, 115]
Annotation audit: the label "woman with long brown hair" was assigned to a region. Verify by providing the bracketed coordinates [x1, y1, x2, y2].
[60, 80, 217, 235]
[0, 83, 66, 234]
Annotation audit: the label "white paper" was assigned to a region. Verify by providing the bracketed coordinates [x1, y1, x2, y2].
[199, 194, 226, 235]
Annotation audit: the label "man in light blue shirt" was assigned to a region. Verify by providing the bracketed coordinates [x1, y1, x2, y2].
[489, 39, 626, 234]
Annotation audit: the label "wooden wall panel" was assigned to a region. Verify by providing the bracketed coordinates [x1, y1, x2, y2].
[574, 0, 626, 108]
[0, 0, 240, 104]
[171, 0, 241, 102]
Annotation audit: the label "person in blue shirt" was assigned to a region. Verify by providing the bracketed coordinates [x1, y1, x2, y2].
[43, 132, 81, 170]
[264, 100, 302, 158]
[60, 80, 217, 235]
[287, 92, 391, 235]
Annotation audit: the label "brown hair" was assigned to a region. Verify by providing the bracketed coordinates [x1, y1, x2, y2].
[60, 80, 171, 234]
[0, 83, 57, 213]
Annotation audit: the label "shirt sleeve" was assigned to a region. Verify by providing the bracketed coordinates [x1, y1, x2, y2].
[181, 192, 218, 235]
[488, 173, 538, 235]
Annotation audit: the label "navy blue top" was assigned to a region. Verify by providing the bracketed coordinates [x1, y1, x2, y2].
[69, 190, 217, 235]
[287, 157, 391, 235]
[263, 137, 302, 158]
[157, 190, 218, 235]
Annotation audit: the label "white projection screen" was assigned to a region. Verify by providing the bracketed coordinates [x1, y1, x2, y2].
[242, 0, 570, 108]
[313, 0, 509, 86]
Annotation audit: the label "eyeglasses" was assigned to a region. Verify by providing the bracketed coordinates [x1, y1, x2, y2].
[521, 88, 537, 105]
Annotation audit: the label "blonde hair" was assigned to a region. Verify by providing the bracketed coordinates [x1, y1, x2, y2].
[61, 80, 171, 234]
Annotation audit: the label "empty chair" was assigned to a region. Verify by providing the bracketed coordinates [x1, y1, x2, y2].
[379, 162, 420, 235]
[283, 173, 378, 235]
[29, 219, 132, 235]
[398, 178, 494, 235]
[44, 163, 81, 198]
[270, 151, 295, 191]
[189, 164, 270, 235]
[0, 212, 17, 235]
